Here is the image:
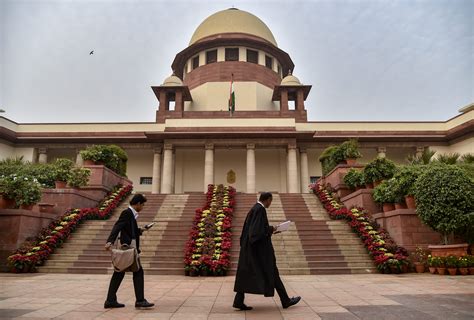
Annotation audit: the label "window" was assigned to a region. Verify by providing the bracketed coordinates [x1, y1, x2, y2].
[265, 55, 273, 69]
[192, 56, 199, 70]
[310, 176, 320, 184]
[140, 177, 152, 185]
[246, 49, 258, 64]
[206, 50, 217, 64]
[225, 48, 239, 61]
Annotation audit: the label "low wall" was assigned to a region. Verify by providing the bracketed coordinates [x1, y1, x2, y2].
[373, 209, 442, 252]
[323, 164, 364, 199]
[341, 189, 380, 216]
[39, 188, 103, 217]
[0, 209, 56, 271]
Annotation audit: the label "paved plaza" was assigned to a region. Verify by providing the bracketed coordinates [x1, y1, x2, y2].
[0, 273, 473, 319]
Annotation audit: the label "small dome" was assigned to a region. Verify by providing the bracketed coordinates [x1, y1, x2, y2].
[189, 8, 277, 46]
[281, 74, 302, 86]
[162, 74, 183, 86]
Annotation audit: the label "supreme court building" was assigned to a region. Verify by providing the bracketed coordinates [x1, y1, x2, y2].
[1, 8, 473, 194]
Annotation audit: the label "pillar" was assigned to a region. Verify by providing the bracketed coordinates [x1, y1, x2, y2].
[415, 146, 425, 158]
[246, 143, 256, 193]
[204, 143, 214, 192]
[38, 148, 48, 164]
[287, 144, 298, 193]
[280, 89, 289, 112]
[300, 147, 309, 193]
[296, 89, 305, 110]
[377, 147, 386, 158]
[161, 144, 173, 194]
[152, 147, 162, 194]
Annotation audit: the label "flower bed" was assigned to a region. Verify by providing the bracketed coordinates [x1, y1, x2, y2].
[184, 184, 235, 276]
[311, 183, 409, 273]
[6, 184, 132, 272]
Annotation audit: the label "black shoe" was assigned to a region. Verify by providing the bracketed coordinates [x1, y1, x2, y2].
[135, 299, 155, 308]
[282, 296, 301, 309]
[233, 303, 253, 311]
[104, 301, 125, 309]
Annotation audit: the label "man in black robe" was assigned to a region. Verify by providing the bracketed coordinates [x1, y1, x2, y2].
[233, 192, 301, 310]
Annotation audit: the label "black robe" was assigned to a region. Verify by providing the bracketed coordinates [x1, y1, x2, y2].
[234, 203, 276, 297]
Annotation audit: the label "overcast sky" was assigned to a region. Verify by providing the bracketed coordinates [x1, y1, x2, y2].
[0, 0, 472, 123]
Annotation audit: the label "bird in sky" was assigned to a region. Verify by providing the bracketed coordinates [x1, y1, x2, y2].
[89, 50, 94, 55]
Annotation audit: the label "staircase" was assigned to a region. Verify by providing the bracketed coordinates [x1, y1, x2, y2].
[229, 193, 375, 275]
[38, 193, 206, 275]
[38, 192, 375, 275]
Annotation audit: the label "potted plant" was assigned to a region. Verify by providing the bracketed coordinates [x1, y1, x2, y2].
[52, 158, 74, 188]
[411, 247, 428, 273]
[445, 255, 458, 275]
[468, 255, 474, 275]
[414, 164, 473, 248]
[319, 145, 341, 176]
[392, 165, 427, 209]
[343, 168, 365, 191]
[80, 145, 128, 176]
[457, 256, 469, 275]
[363, 157, 397, 187]
[0, 174, 17, 209]
[67, 168, 91, 188]
[436, 256, 446, 275]
[427, 255, 437, 274]
[16, 178, 42, 210]
[340, 139, 362, 165]
[373, 180, 395, 212]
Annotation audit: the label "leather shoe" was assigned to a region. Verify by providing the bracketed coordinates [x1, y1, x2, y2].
[233, 303, 253, 311]
[282, 296, 301, 309]
[104, 301, 125, 309]
[135, 299, 155, 308]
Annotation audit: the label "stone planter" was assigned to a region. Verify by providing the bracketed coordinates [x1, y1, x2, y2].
[55, 181, 67, 189]
[83, 159, 95, 166]
[414, 263, 425, 273]
[345, 158, 357, 165]
[0, 196, 16, 209]
[428, 244, 469, 257]
[459, 268, 469, 276]
[382, 203, 395, 212]
[447, 268, 457, 276]
[394, 202, 407, 210]
[405, 195, 416, 209]
[19, 204, 34, 210]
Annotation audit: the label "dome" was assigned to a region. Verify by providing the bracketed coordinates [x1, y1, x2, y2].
[281, 74, 302, 86]
[162, 74, 183, 86]
[189, 8, 277, 46]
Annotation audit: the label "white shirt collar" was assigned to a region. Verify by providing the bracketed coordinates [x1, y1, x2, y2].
[257, 201, 266, 208]
[129, 206, 138, 219]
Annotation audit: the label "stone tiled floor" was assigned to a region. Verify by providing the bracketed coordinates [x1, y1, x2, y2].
[0, 273, 473, 319]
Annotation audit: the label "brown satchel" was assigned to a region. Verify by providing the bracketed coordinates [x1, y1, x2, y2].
[111, 238, 140, 272]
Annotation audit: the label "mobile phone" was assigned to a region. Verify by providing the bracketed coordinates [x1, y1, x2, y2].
[144, 222, 155, 229]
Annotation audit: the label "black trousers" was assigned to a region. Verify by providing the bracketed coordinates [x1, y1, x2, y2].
[106, 266, 144, 302]
[234, 265, 290, 306]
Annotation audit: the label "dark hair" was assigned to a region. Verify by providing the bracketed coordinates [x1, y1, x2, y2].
[130, 194, 147, 205]
[259, 192, 273, 202]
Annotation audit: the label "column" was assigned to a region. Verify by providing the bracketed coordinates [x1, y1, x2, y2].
[204, 143, 214, 192]
[246, 143, 256, 193]
[75, 149, 83, 166]
[38, 148, 48, 164]
[300, 147, 309, 193]
[152, 147, 162, 194]
[415, 146, 425, 158]
[296, 89, 305, 110]
[377, 147, 386, 158]
[280, 89, 289, 113]
[161, 144, 173, 194]
[287, 143, 298, 193]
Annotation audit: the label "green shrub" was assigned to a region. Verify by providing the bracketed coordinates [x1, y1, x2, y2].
[340, 139, 362, 159]
[460, 153, 474, 164]
[391, 165, 427, 199]
[0, 174, 42, 206]
[406, 147, 435, 165]
[372, 180, 396, 204]
[413, 164, 474, 244]
[363, 157, 396, 183]
[67, 168, 91, 188]
[80, 145, 128, 176]
[343, 168, 364, 190]
[436, 152, 460, 165]
[319, 145, 339, 176]
[52, 158, 74, 182]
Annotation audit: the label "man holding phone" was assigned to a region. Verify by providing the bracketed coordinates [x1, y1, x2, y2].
[104, 193, 155, 309]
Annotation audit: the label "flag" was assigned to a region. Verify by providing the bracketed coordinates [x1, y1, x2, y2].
[228, 74, 235, 116]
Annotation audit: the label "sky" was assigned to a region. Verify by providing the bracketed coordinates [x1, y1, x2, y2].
[0, 0, 472, 123]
